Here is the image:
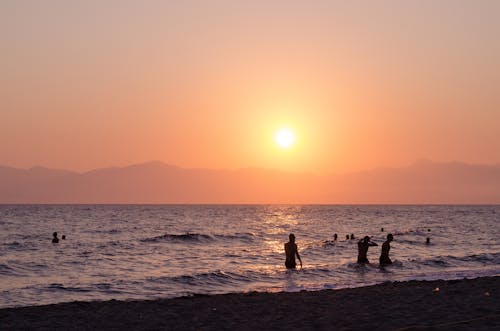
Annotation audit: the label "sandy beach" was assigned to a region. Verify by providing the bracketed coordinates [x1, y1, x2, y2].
[1, 276, 499, 330]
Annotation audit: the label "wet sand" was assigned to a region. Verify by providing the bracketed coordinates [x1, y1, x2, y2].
[1, 276, 499, 330]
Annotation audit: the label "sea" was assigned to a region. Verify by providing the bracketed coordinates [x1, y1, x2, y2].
[1, 205, 499, 308]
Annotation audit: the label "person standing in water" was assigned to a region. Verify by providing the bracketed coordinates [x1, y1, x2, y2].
[52, 232, 59, 243]
[379, 233, 394, 265]
[284, 233, 302, 269]
[357, 236, 377, 263]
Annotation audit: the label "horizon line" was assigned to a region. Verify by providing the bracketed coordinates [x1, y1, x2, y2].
[2, 158, 500, 176]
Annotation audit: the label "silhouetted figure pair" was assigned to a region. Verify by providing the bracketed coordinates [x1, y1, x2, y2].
[284, 233, 302, 269]
[52, 232, 66, 243]
[357, 236, 378, 263]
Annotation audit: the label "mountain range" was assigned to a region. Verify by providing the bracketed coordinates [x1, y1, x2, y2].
[1, 160, 499, 204]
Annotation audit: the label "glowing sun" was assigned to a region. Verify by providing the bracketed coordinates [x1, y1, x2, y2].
[275, 128, 295, 148]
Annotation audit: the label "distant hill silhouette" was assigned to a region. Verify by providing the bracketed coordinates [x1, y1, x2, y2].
[1, 160, 499, 203]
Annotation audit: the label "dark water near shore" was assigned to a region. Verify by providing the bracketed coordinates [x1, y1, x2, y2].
[1, 205, 499, 308]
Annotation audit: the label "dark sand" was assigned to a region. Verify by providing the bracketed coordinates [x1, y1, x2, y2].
[1, 277, 499, 330]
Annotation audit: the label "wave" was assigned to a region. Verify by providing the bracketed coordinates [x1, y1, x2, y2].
[439, 252, 500, 264]
[149, 270, 254, 288]
[393, 228, 432, 237]
[85, 228, 122, 234]
[141, 233, 213, 243]
[3, 241, 22, 248]
[47, 283, 91, 292]
[141, 232, 255, 243]
[0, 261, 49, 277]
[410, 252, 500, 268]
[0, 263, 18, 276]
[215, 232, 255, 242]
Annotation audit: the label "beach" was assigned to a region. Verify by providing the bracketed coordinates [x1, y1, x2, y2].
[1, 276, 499, 330]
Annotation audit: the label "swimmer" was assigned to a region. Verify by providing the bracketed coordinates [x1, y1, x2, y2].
[346, 234, 350, 240]
[333, 233, 338, 241]
[52, 232, 59, 243]
[62, 235, 66, 240]
[350, 234, 355, 240]
[379, 233, 393, 266]
[426, 237, 431, 244]
[284, 233, 302, 269]
[357, 236, 377, 263]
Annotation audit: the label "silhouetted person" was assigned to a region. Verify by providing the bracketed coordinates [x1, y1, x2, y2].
[61, 235, 66, 240]
[381, 227, 384, 232]
[346, 234, 350, 240]
[357, 236, 377, 263]
[350, 234, 355, 240]
[426, 237, 431, 245]
[284, 233, 302, 269]
[52, 232, 59, 243]
[333, 233, 338, 241]
[379, 233, 394, 265]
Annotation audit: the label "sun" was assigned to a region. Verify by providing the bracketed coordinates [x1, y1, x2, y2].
[274, 128, 295, 148]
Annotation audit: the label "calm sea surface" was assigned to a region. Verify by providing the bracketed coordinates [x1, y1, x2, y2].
[1, 205, 499, 308]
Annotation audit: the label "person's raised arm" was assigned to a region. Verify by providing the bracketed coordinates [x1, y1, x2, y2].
[369, 241, 378, 246]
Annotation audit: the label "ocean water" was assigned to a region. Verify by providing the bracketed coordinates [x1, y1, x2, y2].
[1, 205, 499, 308]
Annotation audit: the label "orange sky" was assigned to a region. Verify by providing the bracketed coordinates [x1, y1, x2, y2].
[1, 1, 499, 175]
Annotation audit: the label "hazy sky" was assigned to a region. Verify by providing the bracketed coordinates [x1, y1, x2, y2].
[2, 0, 499, 174]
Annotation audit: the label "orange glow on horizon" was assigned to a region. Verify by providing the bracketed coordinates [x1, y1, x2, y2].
[0, 1, 499, 178]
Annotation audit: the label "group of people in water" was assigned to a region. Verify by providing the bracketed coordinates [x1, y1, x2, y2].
[284, 231, 395, 270]
[51, 227, 427, 269]
[51, 232, 65, 243]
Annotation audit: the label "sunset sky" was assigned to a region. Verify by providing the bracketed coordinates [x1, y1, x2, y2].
[2, 0, 499, 175]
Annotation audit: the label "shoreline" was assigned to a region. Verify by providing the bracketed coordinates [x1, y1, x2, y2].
[1, 277, 499, 330]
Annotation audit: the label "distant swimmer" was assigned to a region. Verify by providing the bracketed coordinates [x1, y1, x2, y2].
[381, 227, 384, 232]
[284, 233, 302, 269]
[379, 233, 394, 266]
[426, 237, 431, 245]
[52, 232, 59, 243]
[333, 233, 338, 241]
[357, 236, 378, 263]
[62, 235, 66, 240]
[350, 234, 355, 240]
[346, 234, 350, 240]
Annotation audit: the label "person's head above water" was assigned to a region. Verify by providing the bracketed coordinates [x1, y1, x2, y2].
[289, 233, 295, 242]
[53, 232, 58, 238]
[387, 233, 393, 241]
